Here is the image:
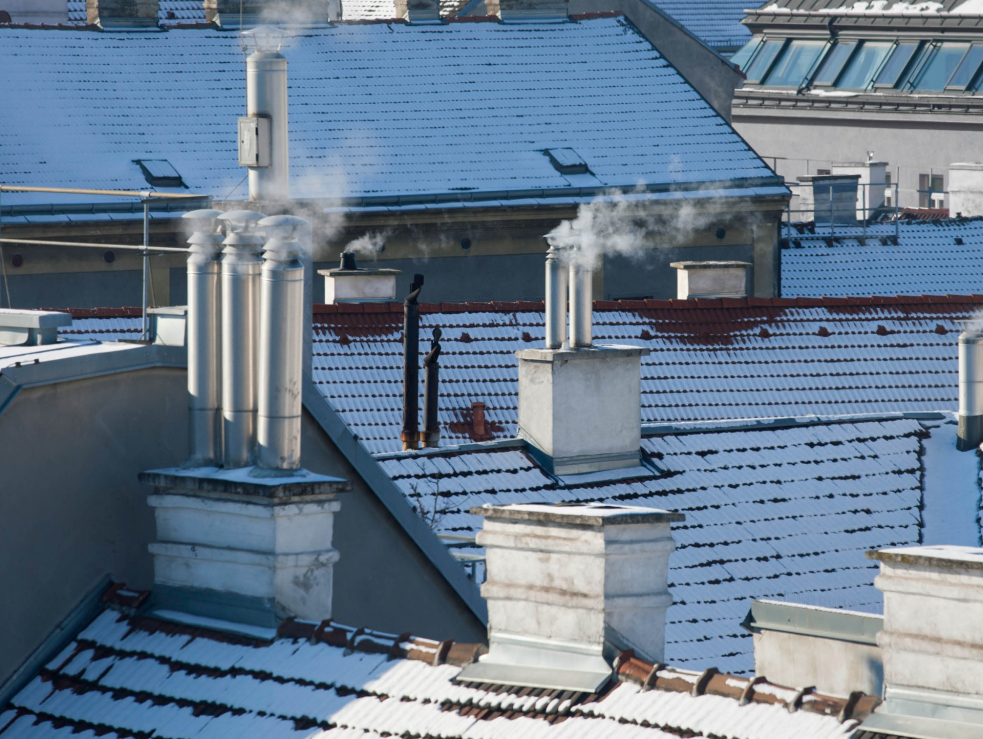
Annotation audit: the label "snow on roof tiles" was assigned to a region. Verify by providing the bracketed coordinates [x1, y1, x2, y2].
[782, 218, 983, 298]
[0, 607, 871, 738]
[381, 417, 925, 674]
[650, 0, 752, 51]
[61, 297, 976, 455]
[0, 19, 773, 210]
[66, 0, 207, 24]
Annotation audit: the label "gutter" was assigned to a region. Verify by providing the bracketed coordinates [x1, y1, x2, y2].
[301, 378, 488, 623]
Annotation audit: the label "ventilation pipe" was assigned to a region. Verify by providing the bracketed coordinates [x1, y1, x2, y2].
[401, 274, 424, 451]
[256, 215, 307, 470]
[544, 245, 568, 350]
[958, 328, 983, 451]
[240, 27, 289, 203]
[218, 210, 265, 468]
[420, 327, 442, 448]
[184, 209, 225, 467]
[569, 263, 592, 348]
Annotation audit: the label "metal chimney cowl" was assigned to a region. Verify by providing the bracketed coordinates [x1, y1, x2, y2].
[457, 502, 684, 693]
[958, 328, 983, 451]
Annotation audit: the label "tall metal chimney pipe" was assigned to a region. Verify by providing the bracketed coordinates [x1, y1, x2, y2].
[218, 210, 265, 468]
[184, 209, 225, 467]
[401, 274, 424, 452]
[245, 30, 289, 202]
[421, 327, 442, 449]
[958, 328, 983, 451]
[569, 263, 593, 348]
[256, 215, 307, 470]
[545, 245, 568, 350]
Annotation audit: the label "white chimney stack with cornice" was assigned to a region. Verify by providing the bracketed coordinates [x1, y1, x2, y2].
[949, 163, 983, 217]
[671, 261, 750, 300]
[797, 174, 861, 225]
[318, 252, 402, 304]
[456, 503, 684, 693]
[516, 245, 648, 475]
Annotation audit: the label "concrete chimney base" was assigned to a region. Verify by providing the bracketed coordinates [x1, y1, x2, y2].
[140, 468, 350, 628]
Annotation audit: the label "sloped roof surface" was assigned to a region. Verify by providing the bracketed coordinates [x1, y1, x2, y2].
[782, 219, 983, 298]
[63, 297, 974, 455]
[0, 607, 869, 738]
[651, 0, 752, 50]
[0, 19, 773, 209]
[380, 418, 925, 674]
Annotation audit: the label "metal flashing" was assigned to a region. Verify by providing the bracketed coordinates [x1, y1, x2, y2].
[642, 410, 948, 437]
[149, 586, 282, 632]
[742, 599, 883, 645]
[860, 710, 983, 739]
[455, 660, 613, 693]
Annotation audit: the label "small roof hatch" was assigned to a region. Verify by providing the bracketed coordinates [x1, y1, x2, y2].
[134, 159, 186, 188]
[545, 147, 589, 175]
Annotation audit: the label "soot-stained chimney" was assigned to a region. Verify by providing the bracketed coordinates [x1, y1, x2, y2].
[402, 274, 424, 451]
[420, 327, 442, 449]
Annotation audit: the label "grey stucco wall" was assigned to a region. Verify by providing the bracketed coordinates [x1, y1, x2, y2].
[603, 244, 754, 300]
[733, 113, 983, 213]
[0, 364, 483, 688]
[3, 270, 145, 310]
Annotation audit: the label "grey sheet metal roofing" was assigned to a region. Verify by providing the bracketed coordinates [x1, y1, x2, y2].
[0, 17, 777, 212]
[0, 587, 877, 739]
[781, 218, 983, 298]
[650, 0, 752, 50]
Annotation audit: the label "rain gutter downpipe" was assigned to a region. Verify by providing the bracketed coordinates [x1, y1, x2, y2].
[402, 274, 424, 452]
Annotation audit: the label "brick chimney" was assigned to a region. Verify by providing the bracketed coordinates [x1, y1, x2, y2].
[87, 0, 159, 28]
[456, 503, 684, 692]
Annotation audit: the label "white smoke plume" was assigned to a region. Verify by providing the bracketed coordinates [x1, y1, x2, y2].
[343, 228, 392, 257]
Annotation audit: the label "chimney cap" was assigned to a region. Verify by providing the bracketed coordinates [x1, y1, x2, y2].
[471, 502, 685, 527]
[219, 209, 266, 229]
[183, 209, 223, 221]
[867, 544, 983, 573]
[671, 261, 751, 271]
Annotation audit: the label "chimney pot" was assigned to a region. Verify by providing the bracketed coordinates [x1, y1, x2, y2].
[457, 502, 684, 693]
[340, 251, 357, 271]
[958, 329, 983, 451]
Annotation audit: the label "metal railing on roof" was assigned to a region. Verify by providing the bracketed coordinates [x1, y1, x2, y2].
[0, 185, 208, 339]
[437, 533, 486, 583]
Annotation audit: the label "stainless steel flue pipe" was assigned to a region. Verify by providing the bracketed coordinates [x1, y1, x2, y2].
[569, 263, 593, 348]
[544, 245, 568, 350]
[184, 209, 225, 466]
[218, 210, 266, 468]
[256, 215, 307, 470]
[959, 328, 983, 451]
[246, 43, 289, 202]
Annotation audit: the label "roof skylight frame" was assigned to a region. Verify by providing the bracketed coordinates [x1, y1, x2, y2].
[910, 41, 972, 92]
[810, 39, 859, 88]
[744, 37, 789, 85]
[945, 43, 983, 91]
[133, 159, 186, 189]
[872, 40, 922, 89]
[834, 40, 895, 91]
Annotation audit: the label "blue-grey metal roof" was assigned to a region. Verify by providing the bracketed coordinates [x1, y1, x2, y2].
[651, 0, 752, 51]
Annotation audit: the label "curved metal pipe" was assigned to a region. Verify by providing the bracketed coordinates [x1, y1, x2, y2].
[545, 246, 568, 350]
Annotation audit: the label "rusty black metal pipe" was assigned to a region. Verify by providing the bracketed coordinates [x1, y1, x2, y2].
[421, 327, 442, 448]
[401, 274, 424, 451]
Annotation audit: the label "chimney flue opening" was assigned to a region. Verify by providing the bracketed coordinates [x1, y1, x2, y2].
[340, 251, 357, 271]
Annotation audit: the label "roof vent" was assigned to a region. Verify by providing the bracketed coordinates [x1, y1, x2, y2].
[135, 159, 186, 189]
[457, 503, 684, 692]
[545, 148, 588, 175]
[0, 309, 72, 346]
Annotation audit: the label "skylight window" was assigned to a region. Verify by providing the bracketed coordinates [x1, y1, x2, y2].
[764, 40, 825, 87]
[544, 148, 588, 175]
[731, 37, 762, 73]
[134, 159, 185, 188]
[836, 41, 893, 89]
[812, 41, 856, 86]
[745, 40, 786, 84]
[874, 42, 921, 88]
[947, 45, 983, 90]
[915, 43, 971, 91]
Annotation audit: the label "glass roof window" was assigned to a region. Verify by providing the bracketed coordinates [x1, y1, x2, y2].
[731, 37, 762, 72]
[812, 41, 856, 85]
[764, 40, 826, 87]
[915, 43, 971, 90]
[745, 40, 786, 84]
[874, 42, 921, 88]
[836, 41, 893, 89]
[947, 44, 983, 90]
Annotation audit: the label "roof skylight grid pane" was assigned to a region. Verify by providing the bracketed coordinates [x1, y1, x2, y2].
[812, 41, 857, 85]
[835, 41, 893, 89]
[763, 40, 825, 87]
[947, 44, 983, 90]
[914, 43, 970, 91]
[730, 36, 762, 73]
[744, 39, 786, 84]
[873, 41, 920, 88]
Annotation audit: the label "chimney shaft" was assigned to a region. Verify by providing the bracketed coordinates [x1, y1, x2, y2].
[671, 261, 751, 300]
[218, 210, 266, 468]
[457, 503, 684, 692]
[544, 246, 568, 350]
[420, 327, 442, 449]
[568, 263, 592, 348]
[256, 215, 308, 470]
[245, 36, 289, 203]
[86, 0, 159, 28]
[184, 210, 225, 467]
[959, 329, 983, 451]
[797, 174, 861, 225]
[401, 274, 424, 451]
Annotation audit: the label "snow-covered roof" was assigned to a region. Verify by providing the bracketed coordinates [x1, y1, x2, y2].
[782, 218, 983, 298]
[0, 18, 775, 213]
[650, 0, 751, 51]
[0, 603, 876, 739]
[63, 296, 977, 455]
[380, 417, 942, 674]
[754, 0, 983, 16]
[66, 0, 208, 24]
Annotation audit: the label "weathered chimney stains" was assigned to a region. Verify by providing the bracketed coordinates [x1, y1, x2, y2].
[402, 274, 424, 452]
